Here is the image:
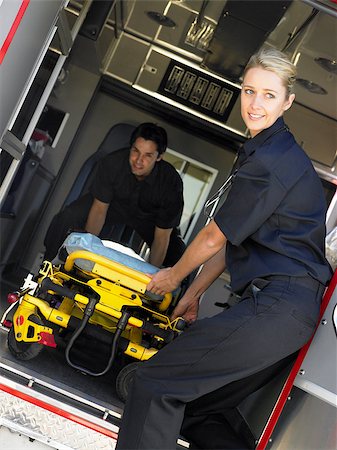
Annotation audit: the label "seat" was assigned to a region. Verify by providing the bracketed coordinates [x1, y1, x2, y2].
[0, 143, 50, 278]
[64, 122, 136, 207]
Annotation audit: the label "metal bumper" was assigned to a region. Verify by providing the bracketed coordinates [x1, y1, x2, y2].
[0, 366, 119, 450]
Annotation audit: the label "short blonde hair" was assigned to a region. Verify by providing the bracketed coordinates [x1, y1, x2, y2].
[243, 47, 297, 97]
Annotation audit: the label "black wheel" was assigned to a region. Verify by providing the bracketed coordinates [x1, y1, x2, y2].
[7, 314, 44, 361]
[116, 362, 140, 403]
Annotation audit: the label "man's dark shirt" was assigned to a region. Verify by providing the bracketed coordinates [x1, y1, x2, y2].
[90, 148, 184, 237]
[214, 117, 332, 294]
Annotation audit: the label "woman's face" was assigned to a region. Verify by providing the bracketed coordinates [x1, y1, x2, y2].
[241, 67, 295, 138]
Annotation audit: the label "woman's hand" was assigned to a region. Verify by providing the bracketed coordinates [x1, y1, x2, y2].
[171, 293, 200, 323]
[146, 267, 180, 296]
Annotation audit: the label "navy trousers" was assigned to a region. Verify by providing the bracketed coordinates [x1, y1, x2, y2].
[116, 276, 324, 450]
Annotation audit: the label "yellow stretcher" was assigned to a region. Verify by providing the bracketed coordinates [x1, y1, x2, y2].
[6, 234, 185, 402]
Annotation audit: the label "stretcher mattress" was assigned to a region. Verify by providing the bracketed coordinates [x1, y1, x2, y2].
[58, 232, 160, 275]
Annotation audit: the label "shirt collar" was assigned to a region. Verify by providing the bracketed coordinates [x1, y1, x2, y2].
[242, 116, 286, 158]
[143, 161, 160, 185]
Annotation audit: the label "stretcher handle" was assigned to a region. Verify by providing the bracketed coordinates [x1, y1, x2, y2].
[64, 250, 152, 284]
[41, 277, 76, 300]
[142, 321, 174, 343]
[63, 250, 173, 311]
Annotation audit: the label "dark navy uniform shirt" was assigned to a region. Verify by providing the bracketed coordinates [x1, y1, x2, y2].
[90, 148, 184, 234]
[214, 117, 332, 294]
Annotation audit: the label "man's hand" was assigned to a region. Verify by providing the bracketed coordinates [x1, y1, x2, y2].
[85, 198, 109, 236]
[149, 226, 172, 267]
[171, 293, 200, 323]
[147, 222, 228, 323]
[146, 267, 180, 296]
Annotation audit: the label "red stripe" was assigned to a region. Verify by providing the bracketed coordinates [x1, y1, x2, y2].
[0, 0, 30, 64]
[256, 270, 337, 449]
[0, 382, 118, 441]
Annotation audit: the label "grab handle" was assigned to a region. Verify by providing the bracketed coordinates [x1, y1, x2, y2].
[64, 250, 172, 312]
[64, 250, 151, 284]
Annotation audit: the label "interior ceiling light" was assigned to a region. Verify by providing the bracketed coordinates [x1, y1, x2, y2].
[315, 57, 337, 75]
[146, 11, 176, 28]
[296, 78, 327, 95]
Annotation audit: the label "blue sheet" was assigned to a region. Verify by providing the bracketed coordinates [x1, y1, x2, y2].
[60, 232, 159, 275]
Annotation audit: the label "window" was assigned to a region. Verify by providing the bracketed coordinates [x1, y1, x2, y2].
[164, 149, 218, 241]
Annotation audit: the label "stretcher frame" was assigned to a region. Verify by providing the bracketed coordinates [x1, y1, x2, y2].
[5, 247, 185, 399]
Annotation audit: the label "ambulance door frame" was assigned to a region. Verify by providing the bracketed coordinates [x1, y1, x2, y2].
[256, 269, 337, 449]
[0, 2, 92, 208]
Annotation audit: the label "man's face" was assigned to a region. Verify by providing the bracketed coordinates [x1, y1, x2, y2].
[129, 137, 162, 180]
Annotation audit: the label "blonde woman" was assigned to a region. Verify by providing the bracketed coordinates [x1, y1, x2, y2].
[116, 48, 332, 450]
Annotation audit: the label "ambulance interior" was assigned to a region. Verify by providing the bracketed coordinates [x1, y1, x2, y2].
[0, 1, 336, 448]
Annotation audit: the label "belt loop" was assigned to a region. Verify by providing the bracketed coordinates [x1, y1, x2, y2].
[251, 284, 260, 315]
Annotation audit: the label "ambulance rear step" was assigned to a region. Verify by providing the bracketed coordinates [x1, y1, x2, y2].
[0, 362, 190, 449]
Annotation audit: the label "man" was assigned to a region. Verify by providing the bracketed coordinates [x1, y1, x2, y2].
[44, 122, 185, 267]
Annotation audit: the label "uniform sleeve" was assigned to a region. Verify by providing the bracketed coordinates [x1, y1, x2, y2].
[156, 173, 184, 229]
[214, 159, 287, 245]
[90, 154, 117, 203]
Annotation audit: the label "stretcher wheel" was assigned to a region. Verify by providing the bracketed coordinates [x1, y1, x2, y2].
[7, 314, 44, 360]
[116, 361, 140, 402]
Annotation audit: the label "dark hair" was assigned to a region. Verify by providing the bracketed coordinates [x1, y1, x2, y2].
[130, 123, 167, 155]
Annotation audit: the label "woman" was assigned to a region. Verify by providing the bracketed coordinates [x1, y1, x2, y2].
[116, 48, 332, 449]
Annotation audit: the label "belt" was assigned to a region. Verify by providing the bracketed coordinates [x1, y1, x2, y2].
[264, 275, 322, 291]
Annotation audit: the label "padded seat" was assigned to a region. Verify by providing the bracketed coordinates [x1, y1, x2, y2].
[64, 123, 136, 207]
